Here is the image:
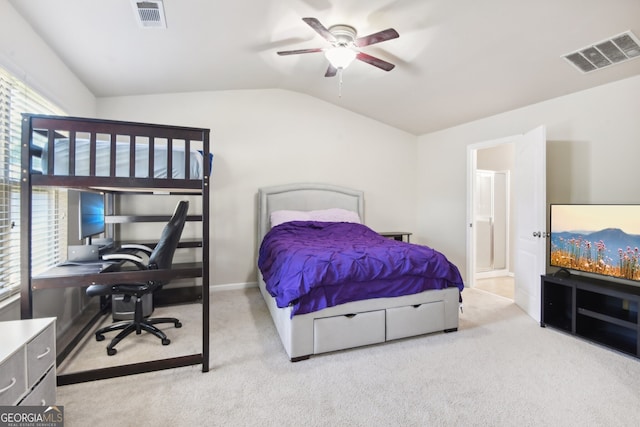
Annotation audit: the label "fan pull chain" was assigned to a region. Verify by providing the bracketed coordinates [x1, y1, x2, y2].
[338, 68, 344, 98]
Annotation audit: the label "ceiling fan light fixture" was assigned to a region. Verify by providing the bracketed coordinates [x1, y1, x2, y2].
[278, 18, 399, 76]
[325, 47, 357, 69]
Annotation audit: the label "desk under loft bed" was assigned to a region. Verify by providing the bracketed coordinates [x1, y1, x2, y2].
[19, 114, 211, 385]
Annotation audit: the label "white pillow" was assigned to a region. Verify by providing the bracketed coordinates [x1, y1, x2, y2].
[270, 208, 361, 227]
[270, 210, 310, 227]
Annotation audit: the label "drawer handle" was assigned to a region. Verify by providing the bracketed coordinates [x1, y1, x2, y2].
[0, 377, 17, 394]
[37, 347, 51, 360]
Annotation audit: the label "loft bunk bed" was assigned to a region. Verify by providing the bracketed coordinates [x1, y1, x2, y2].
[19, 114, 211, 385]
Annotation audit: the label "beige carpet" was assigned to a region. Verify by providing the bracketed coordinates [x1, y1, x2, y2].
[56, 287, 640, 426]
[58, 302, 203, 374]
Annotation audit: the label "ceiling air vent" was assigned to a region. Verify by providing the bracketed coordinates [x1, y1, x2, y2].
[563, 31, 640, 73]
[131, 0, 167, 29]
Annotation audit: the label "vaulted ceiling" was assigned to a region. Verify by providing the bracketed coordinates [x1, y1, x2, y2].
[9, 0, 640, 135]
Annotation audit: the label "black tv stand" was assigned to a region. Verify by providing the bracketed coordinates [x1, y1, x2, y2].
[541, 274, 640, 359]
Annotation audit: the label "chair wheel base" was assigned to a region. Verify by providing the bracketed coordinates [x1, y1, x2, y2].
[94, 316, 180, 354]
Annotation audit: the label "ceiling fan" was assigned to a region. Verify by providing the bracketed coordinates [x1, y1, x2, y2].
[277, 17, 400, 77]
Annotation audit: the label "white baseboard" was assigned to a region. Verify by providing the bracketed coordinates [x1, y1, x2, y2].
[476, 269, 512, 279]
[209, 282, 258, 293]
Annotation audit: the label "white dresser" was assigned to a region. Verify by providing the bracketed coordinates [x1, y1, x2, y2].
[0, 317, 56, 406]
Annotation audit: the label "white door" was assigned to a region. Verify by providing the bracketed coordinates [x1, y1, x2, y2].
[466, 137, 515, 288]
[513, 126, 547, 321]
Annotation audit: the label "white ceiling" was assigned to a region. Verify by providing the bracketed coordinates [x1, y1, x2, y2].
[9, 0, 640, 135]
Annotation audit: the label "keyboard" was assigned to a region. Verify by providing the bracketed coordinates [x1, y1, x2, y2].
[57, 260, 114, 267]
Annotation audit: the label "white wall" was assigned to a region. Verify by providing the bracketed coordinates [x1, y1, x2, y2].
[0, 1, 95, 115]
[0, 1, 96, 327]
[417, 74, 640, 281]
[97, 89, 417, 287]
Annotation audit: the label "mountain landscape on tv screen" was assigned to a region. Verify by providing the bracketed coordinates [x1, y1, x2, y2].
[550, 228, 640, 281]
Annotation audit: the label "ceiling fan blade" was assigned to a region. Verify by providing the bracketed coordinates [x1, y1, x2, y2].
[355, 28, 399, 47]
[356, 52, 396, 71]
[277, 48, 325, 56]
[325, 65, 338, 78]
[302, 17, 337, 43]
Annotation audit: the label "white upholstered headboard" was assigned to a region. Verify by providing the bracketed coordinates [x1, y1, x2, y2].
[257, 183, 364, 248]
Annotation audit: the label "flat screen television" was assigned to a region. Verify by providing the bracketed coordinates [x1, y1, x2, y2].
[78, 191, 105, 244]
[550, 204, 640, 283]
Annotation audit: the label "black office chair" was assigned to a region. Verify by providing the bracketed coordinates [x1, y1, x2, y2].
[86, 200, 189, 356]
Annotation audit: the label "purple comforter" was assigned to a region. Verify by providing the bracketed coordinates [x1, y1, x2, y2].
[258, 221, 464, 316]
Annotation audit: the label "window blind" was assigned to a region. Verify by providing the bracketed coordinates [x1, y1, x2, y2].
[0, 67, 66, 300]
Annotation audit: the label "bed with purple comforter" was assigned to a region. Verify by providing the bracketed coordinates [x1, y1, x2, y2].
[257, 183, 464, 361]
[259, 221, 464, 316]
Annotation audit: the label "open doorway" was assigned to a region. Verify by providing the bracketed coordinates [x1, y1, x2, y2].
[468, 142, 515, 300]
[467, 126, 547, 319]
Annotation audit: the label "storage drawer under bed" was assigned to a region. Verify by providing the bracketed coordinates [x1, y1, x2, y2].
[386, 301, 445, 341]
[314, 310, 386, 354]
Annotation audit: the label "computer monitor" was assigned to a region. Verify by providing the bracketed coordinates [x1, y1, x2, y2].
[78, 191, 105, 244]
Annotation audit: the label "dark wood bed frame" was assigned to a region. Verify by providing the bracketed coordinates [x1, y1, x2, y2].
[20, 114, 210, 385]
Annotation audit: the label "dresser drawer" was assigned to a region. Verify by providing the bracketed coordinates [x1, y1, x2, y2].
[0, 347, 28, 405]
[19, 366, 56, 406]
[26, 322, 56, 389]
[314, 310, 386, 354]
[386, 301, 445, 341]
